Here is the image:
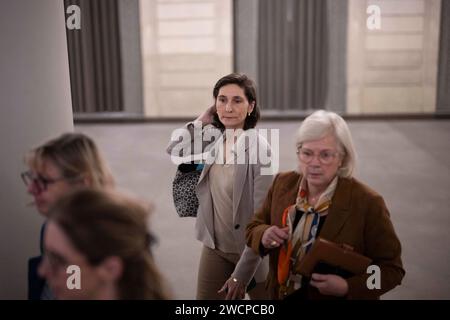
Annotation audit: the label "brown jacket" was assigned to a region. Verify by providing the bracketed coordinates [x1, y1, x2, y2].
[246, 171, 405, 299]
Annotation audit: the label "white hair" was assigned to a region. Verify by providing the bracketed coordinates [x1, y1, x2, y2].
[295, 110, 357, 178]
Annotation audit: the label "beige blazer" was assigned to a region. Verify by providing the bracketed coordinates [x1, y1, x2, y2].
[167, 122, 273, 284]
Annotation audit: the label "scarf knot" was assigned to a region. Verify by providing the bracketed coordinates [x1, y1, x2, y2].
[277, 176, 339, 296]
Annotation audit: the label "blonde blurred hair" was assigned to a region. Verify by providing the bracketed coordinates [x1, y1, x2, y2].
[26, 132, 114, 188]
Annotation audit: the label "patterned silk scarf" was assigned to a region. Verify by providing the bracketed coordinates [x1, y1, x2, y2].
[277, 176, 339, 295]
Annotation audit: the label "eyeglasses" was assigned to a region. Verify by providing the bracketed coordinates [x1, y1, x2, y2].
[297, 148, 341, 165]
[42, 250, 69, 274]
[21, 170, 67, 193]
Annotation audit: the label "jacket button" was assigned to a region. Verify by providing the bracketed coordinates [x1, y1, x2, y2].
[234, 224, 240, 230]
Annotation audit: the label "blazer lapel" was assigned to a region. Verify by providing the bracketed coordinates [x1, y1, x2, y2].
[280, 174, 301, 200]
[197, 135, 224, 185]
[276, 174, 301, 221]
[231, 132, 257, 221]
[232, 162, 248, 221]
[320, 177, 353, 240]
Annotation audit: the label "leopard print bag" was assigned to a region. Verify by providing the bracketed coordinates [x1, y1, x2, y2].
[172, 163, 203, 217]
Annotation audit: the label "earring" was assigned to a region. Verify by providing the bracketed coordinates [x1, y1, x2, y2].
[248, 112, 251, 116]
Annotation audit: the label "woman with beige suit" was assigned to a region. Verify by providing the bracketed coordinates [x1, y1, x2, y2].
[167, 73, 273, 300]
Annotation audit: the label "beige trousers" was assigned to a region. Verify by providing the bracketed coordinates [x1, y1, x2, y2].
[196, 246, 269, 300]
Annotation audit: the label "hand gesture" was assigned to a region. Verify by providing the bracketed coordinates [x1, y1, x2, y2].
[261, 226, 289, 249]
[218, 277, 246, 300]
[196, 105, 217, 125]
[310, 273, 349, 297]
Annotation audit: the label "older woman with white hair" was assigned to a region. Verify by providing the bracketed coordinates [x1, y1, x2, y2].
[246, 110, 405, 299]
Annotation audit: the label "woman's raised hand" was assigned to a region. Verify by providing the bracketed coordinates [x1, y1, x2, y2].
[195, 105, 217, 125]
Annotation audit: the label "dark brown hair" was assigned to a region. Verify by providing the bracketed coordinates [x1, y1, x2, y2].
[212, 73, 260, 130]
[48, 188, 170, 300]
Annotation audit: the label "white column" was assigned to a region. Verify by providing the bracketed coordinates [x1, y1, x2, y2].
[0, 0, 73, 299]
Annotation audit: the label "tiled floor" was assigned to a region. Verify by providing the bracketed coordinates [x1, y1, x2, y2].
[75, 119, 450, 299]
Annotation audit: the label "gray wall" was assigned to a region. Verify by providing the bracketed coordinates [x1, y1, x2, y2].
[234, 0, 259, 81]
[324, 0, 347, 112]
[0, 0, 73, 299]
[437, 0, 450, 112]
[118, 0, 144, 114]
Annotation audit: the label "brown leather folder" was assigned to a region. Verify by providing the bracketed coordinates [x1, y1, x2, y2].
[295, 237, 372, 278]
